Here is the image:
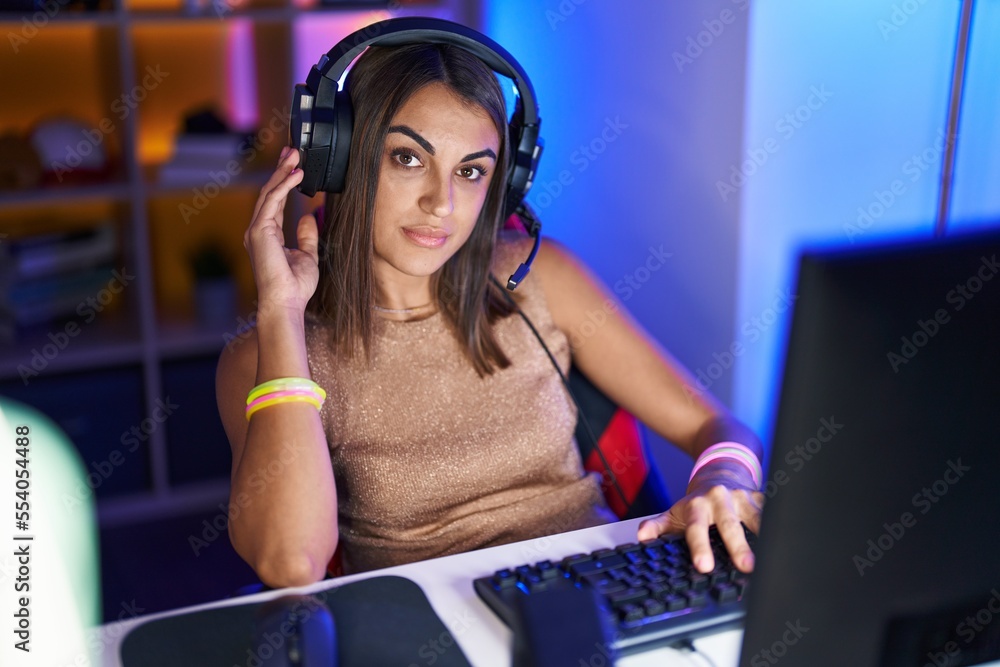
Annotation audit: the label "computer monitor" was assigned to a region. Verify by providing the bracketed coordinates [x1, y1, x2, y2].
[739, 230, 1000, 667]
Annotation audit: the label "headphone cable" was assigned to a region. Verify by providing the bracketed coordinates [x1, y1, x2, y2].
[490, 275, 631, 515]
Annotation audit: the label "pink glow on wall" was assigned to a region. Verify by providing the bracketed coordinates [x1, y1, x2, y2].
[226, 18, 258, 131]
[292, 8, 456, 87]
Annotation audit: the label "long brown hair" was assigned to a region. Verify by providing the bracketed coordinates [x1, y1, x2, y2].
[306, 42, 516, 376]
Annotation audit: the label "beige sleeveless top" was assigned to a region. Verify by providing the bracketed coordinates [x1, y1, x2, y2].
[304, 234, 616, 574]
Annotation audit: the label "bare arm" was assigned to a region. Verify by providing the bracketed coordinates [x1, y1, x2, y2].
[530, 237, 764, 572]
[216, 148, 337, 588]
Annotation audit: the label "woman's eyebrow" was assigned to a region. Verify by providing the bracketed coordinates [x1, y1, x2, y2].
[388, 124, 497, 162]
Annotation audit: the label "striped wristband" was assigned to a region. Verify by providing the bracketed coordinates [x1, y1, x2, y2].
[689, 441, 762, 489]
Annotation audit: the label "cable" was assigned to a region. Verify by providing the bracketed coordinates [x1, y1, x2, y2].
[489, 275, 631, 514]
[673, 638, 719, 667]
[935, 0, 976, 238]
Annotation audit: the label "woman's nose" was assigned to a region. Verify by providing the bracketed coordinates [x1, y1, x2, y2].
[421, 170, 454, 218]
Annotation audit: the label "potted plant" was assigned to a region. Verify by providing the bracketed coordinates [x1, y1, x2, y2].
[190, 242, 237, 327]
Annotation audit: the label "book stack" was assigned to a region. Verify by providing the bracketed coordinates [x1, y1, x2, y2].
[0, 223, 120, 340]
[157, 132, 253, 186]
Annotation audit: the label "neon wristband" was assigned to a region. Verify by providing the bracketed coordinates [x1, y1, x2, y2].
[700, 446, 760, 474]
[245, 394, 323, 421]
[690, 452, 760, 486]
[247, 377, 327, 404]
[246, 389, 323, 412]
[689, 441, 762, 488]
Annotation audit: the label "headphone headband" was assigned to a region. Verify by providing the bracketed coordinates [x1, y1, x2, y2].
[318, 17, 539, 124]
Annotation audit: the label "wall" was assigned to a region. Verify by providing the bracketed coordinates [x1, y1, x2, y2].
[482, 1, 752, 501]
[734, 0, 1000, 452]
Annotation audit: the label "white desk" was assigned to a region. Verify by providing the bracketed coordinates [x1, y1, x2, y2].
[91, 515, 743, 666]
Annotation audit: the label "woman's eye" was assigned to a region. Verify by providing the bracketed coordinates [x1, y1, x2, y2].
[392, 150, 422, 168]
[459, 165, 489, 182]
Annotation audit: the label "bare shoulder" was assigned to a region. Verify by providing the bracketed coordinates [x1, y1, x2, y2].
[530, 236, 609, 328]
[532, 236, 590, 286]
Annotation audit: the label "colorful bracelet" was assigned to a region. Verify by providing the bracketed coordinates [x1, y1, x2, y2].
[245, 377, 326, 421]
[247, 377, 327, 405]
[689, 441, 762, 489]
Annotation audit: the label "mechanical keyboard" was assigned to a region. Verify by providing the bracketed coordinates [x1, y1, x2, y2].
[473, 526, 755, 657]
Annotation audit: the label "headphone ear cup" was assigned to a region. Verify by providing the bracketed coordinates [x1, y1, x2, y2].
[324, 86, 354, 193]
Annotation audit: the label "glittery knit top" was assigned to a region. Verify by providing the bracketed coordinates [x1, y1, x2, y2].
[303, 234, 617, 574]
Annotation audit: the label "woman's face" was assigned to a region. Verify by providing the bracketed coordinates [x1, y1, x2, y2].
[371, 81, 500, 287]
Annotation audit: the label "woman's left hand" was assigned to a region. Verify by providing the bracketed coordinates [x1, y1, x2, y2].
[636, 475, 764, 574]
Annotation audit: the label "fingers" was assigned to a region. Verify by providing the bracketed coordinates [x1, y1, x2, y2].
[251, 147, 301, 224]
[701, 486, 763, 573]
[683, 497, 715, 573]
[636, 512, 677, 541]
[246, 160, 304, 253]
[296, 213, 320, 262]
[715, 514, 754, 573]
[636, 486, 763, 574]
[743, 491, 765, 535]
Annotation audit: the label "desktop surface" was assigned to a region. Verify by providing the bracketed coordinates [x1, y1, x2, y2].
[92, 516, 1000, 667]
[92, 516, 745, 667]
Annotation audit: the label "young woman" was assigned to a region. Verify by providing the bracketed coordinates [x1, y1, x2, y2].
[216, 41, 764, 588]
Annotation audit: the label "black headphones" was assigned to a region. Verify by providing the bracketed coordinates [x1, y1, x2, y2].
[289, 16, 545, 289]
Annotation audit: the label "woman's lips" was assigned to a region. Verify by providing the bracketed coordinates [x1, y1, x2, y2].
[402, 226, 449, 248]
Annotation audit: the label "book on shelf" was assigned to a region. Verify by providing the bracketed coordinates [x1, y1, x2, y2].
[157, 132, 255, 186]
[0, 223, 117, 281]
[0, 222, 122, 336]
[0, 264, 117, 328]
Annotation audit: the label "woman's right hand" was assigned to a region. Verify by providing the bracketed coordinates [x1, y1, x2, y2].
[244, 146, 319, 315]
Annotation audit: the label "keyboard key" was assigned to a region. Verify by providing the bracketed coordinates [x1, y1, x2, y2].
[688, 574, 709, 591]
[522, 573, 548, 592]
[618, 603, 645, 623]
[535, 561, 560, 579]
[493, 569, 517, 589]
[616, 543, 643, 555]
[568, 560, 604, 581]
[663, 594, 687, 612]
[646, 582, 670, 597]
[608, 587, 650, 607]
[644, 547, 666, 561]
[667, 577, 689, 593]
[561, 553, 592, 568]
[643, 598, 667, 616]
[582, 572, 623, 590]
[595, 554, 628, 570]
[643, 571, 668, 584]
[712, 583, 739, 604]
[625, 551, 647, 565]
[686, 590, 708, 607]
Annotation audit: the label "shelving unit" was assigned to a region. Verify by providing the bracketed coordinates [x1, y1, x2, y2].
[0, 0, 478, 526]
